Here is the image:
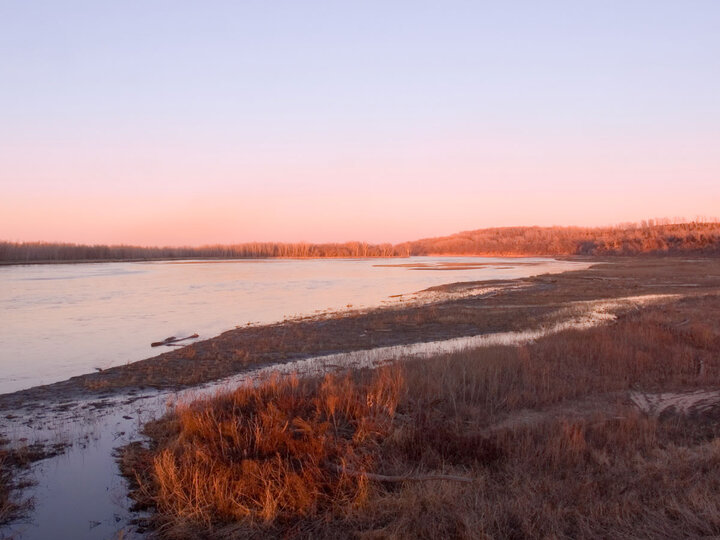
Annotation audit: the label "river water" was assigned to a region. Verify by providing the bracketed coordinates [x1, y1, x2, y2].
[0, 256, 584, 394]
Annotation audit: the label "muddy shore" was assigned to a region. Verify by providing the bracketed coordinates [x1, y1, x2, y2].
[2, 256, 719, 413]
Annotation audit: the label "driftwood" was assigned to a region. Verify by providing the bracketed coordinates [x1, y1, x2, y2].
[151, 333, 199, 347]
[328, 463, 472, 484]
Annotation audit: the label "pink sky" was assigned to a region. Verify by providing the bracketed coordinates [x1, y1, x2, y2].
[2, 2, 719, 246]
[3, 131, 718, 245]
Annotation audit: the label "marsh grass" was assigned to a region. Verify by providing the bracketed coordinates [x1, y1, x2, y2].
[0, 439, 64, 525]
[122, 369, 403, 537]
[0, 442, 28, 525]
[123, 293, 720, 538]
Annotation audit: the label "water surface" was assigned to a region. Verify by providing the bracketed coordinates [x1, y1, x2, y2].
[0, 257, 584, 393]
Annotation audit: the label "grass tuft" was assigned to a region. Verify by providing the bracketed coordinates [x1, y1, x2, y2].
[124, 369, 403, 535]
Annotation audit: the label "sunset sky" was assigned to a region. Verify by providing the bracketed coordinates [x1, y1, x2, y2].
[2, 1, 719, 245]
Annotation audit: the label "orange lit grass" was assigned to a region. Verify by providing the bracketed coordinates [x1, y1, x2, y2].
[127, 368, 403, 529]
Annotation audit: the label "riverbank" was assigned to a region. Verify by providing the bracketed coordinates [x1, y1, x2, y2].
[1, 256, 577, 394]
[2, 257, 720, 538]
[122, 275, 720, 538]
[2, 257, 718, 413]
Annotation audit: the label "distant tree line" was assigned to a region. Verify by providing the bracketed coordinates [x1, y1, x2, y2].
[0, 241, 396, 263]
[399, 221, 720, 257]
[2, 220, 720, 263]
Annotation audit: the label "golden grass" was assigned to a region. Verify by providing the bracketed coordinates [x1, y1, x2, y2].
[123, 369, 403, 537]
[122, 293, 720, 538]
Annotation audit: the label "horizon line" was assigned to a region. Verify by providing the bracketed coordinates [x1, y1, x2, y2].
[4, 217, 720, 250]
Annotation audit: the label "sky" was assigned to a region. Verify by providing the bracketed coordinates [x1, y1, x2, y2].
[1, 1, 719, 245]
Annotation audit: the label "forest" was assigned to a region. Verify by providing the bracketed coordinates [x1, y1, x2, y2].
[2, 221, 719, 263]
[401, 220, 720, 257]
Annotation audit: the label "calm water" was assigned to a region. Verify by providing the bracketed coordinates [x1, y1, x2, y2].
[0, 257, 584, 394]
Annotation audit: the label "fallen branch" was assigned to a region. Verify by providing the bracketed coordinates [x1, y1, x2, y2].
[151, 334, 199, 347]
[328, 463, 473, 484]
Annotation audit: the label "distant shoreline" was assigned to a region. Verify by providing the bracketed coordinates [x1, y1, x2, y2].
[0, 253, 570, 267]
[0, 255, 398, 266]
[0, 252, 711, 267]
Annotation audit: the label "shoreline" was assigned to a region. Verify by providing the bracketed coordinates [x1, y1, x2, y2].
[0, 252, 697, 267]
[0, 255, 403, 267]
[2, 256, 719, 412]
[1, 255, 582, 396]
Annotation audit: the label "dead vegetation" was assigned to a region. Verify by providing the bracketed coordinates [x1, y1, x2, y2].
[121, 368, 404, 538]
[0, 439, 66, 525]
[122, 292, 720, 539]
[0, 440, 29, 525]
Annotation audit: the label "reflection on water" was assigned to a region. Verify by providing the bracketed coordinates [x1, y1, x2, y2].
[0, 257, 584, 394]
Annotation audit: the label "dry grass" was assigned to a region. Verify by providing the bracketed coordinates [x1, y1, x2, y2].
[368, 415, 720, 539]
[122, 292, 720, 538]
[0, 442, 27, 525]
[122, 369, 403, 538]
[0, 439, 64, 525]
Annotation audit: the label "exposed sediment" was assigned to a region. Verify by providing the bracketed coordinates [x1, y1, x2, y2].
[2, 257, 720, 413]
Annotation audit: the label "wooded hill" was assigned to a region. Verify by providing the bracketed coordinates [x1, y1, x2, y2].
[400, 221, 720, 257]
[2, 221, 719, 263]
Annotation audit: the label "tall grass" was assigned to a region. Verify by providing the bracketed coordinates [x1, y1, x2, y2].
[124, 369, 403, 536]
[122, 293, 720, 538]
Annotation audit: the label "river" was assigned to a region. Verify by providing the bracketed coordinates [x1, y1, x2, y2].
[0, 256, 584, 394]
